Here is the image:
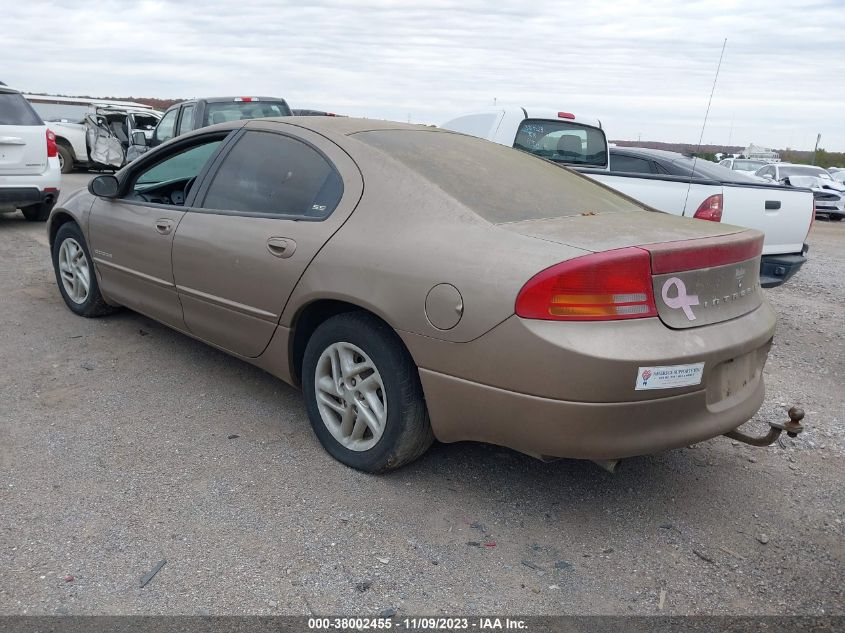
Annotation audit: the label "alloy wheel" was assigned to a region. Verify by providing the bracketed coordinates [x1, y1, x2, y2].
[58, 238, 90, 304]
[314, 341, 387, 452]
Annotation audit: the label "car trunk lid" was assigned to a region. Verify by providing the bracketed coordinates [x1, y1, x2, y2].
[502, 211, 764, 329]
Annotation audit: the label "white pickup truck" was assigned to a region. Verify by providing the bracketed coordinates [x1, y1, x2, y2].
[441, 108, 813, 287]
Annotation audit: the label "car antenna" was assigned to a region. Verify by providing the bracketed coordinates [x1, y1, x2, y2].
[683, 38, 727, 214]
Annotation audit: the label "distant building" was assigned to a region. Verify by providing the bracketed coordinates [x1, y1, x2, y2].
[742, 143, 780, 162]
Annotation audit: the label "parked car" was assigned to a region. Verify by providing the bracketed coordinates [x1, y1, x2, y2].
[442, 109, 813, 287]
[0, 85, 61, 221]
[48, 117, 776, 472]
[46, 106, 162, 172]
[718, 157, 769, 173]
[756, 163, 845, 221]
[133, 97, 292, 155]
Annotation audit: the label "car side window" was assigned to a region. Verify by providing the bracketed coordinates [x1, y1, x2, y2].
[199, 131, 343, 219]
[126, 138, 224, 204]
[154, 109, 178, 144]
[177, 105, 195, 136]
[611, 154, 654, 174]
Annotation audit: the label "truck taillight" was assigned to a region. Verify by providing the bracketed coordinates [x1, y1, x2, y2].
[693, 194, 723, 222]
[46, 129, 57, 158]
[515, 248, 657, 321]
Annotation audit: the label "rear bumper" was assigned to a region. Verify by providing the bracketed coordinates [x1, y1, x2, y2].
[419, 365, 766, 460]
[760, 245, 808, 288]
[0, 163, 61, 211]
[0, 187, 60, 212]
[407, 302, 777, 460]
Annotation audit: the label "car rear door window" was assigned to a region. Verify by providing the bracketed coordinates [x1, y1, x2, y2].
[177, 105, 195, 135]
[0, 92, 43, 125]
[199, 131, 343, 219]
[610, 154, 655, 174]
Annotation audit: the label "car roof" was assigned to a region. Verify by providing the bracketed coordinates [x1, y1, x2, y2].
[193, 96, 288, 103]
[0, 85, 21, 95]
[248, 116, 433, 136]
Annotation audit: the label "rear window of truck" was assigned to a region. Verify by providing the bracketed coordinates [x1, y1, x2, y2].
[0, 92, 43, 126]
[513, 119, 608, 167]
[355, 129, 644, 223]
[203, 101, 292, 126]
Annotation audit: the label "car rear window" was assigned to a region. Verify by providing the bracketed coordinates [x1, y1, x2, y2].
[203, 101, 291, 126]
[0, 92, 43, 125]
[513, 119, 608, 167]
[354, 129, 645, 223]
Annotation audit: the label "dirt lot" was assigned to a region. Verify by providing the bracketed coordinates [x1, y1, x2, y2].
[1, 173, 843, 616]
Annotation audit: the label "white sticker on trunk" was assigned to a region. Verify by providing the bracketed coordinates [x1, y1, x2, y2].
[635, 363, 704, 390]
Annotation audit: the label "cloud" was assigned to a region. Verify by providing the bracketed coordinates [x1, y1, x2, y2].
[3, 0, 843, 150]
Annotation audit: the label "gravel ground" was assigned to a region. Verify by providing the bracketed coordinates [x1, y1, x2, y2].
[1, 173, 843, 616]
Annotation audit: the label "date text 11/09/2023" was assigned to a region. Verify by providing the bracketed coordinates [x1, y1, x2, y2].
[307, 617, 528, 630]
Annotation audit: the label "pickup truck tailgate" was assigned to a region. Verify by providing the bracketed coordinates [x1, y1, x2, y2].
[720, 183, 812, 256]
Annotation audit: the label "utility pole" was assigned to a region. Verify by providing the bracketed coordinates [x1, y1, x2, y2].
[812, 133, 821, 165]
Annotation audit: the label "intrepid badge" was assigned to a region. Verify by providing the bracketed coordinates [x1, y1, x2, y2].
[661, 277, 699, 321]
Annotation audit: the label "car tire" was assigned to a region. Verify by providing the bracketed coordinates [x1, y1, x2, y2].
[21, 203, 52, 222]
[302, 311, 433, 473]
[51, 222, 118, 317]
[57, 144, 74, 173]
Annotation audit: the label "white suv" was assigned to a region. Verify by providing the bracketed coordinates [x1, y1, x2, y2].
[0, 85, 61, 221]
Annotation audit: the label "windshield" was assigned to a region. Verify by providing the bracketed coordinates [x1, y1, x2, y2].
[203, 100, 292, 126]
[513, 119, 608, 167]
[732, 160, 767, 172]
[780, 165, 832, 180]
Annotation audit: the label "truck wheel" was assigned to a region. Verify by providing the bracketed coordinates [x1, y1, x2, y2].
[57, 144, 74, 173]
[21, 203, 51, 222]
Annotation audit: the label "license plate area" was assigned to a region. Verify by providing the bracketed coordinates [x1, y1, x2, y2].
[706, 348, 765, 406]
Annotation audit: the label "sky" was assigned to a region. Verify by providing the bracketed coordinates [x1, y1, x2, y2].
[3, 0, 844, 151]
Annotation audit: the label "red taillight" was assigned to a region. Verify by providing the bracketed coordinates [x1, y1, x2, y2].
[46, 129, 57, 158]
[234, 97, 255, 102]
[515, 247, 657, 321]
[693, 194, 723, 222]
[557, 111, 575, 119]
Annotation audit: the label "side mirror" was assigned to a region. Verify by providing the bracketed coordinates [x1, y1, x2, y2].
[131, 131, 147, 147]
[88, 175, 120, 198]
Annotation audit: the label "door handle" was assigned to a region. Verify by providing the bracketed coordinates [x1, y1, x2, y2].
[267, 236, 297, 258]
[154, 219, 174, 235]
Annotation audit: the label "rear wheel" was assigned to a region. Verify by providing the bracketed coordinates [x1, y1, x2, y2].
[21, 203, 51, 222]
[302, 312, 433, 473]
[51, 222, 117, 317]
[57, 144, 74, 174]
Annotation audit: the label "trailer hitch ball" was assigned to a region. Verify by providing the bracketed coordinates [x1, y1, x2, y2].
[724, 406, 805, 447]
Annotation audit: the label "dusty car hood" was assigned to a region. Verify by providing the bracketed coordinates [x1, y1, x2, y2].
[498, 210, 746, 252]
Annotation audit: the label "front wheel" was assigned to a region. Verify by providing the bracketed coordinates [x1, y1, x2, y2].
[302, 312, 433, 473]
[51, 222, 118, 317]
